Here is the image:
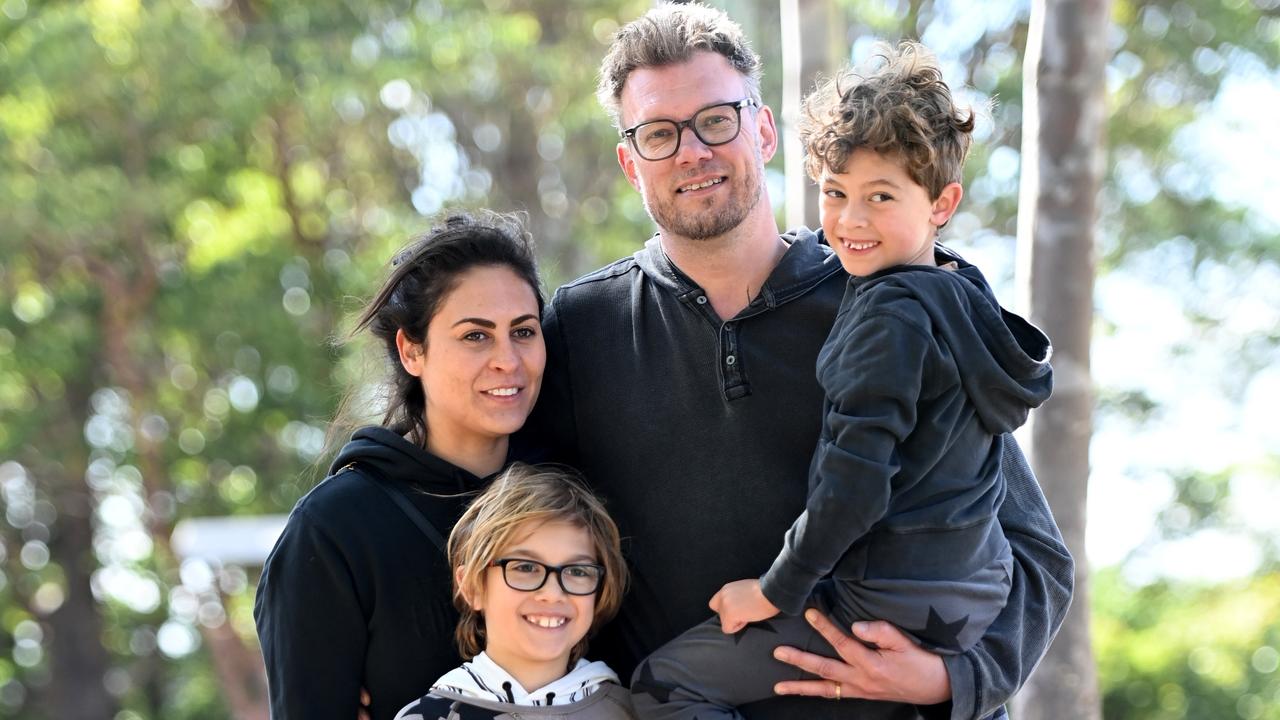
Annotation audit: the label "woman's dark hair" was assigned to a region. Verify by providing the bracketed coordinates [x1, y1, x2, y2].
[341, 210, 543, 449]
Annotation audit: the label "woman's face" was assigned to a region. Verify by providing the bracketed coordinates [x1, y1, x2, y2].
[467, 520, 598, 688]
[399, 265, 545, 460]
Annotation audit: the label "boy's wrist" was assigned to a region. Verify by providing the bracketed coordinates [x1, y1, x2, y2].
[759, 553, 817, 616]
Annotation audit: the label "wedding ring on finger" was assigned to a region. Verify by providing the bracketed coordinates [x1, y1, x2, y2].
[833, 681, 842, 701]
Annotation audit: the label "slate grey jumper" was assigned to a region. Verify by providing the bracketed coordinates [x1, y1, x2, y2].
[631, 255, 1053, 719]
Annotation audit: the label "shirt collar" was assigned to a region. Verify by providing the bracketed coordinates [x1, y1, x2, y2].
[633, 227, 842, 311]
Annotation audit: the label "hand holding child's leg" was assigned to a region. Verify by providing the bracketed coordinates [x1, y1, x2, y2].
[772, 609, 951, 705]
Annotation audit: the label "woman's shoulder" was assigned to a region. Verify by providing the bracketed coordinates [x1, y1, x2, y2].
[279, 460, 437, 553]
[289, 463, 376, 521]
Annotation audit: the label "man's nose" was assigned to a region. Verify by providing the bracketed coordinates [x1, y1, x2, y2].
[673, 125, 714, 163]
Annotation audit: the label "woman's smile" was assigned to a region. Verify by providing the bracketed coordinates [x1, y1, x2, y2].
[398, 264, 546, 475]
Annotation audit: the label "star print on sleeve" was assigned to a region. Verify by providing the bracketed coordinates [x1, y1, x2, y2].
[909, 606, 969, 651]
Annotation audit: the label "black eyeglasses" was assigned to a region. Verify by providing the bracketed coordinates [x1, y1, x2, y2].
[488, 558, 606, 596]
[622, 98, 758, 161]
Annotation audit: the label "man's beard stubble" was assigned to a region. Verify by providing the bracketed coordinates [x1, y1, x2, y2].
[642, 152, 766, 242]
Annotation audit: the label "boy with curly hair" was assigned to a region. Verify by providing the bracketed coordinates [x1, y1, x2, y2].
[631, 41, 1054, 719]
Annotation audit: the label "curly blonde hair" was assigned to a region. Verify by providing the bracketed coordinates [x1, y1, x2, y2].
[449, 463, 627, 665]
[799, 41, 975, 199]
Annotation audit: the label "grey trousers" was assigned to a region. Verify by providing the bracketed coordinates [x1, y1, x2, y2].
[631, 610, 839, 720]
[630, 576, 1007, 720]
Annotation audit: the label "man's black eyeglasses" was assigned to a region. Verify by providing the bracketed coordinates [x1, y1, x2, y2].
[622, 98, 758, 161]
[488, 558, 606, 596]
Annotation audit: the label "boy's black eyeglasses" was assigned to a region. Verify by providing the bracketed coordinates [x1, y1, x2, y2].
[622, 98, 758, 161]
[488, 558, 606, 596]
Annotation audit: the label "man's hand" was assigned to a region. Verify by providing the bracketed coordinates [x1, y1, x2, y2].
[772, 609, 951, 705]
[708, 579, 780, 634]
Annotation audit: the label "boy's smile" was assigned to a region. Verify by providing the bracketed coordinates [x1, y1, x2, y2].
[820, 148, 962, 277]
[469, 520, 597, 692]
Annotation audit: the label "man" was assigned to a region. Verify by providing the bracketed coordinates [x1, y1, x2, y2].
[524, 5, 1073, 719]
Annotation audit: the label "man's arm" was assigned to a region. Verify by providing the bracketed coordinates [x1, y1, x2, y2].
[942, 434, 1074, 719]
[772, 611, 951, 705]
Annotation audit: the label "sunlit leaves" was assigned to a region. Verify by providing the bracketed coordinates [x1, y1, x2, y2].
[1094, 569, 1280, 720]
[180, 172, 292, 273]
[0, 87, 53, 144]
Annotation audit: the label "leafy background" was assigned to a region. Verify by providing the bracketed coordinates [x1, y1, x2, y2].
[0, 0, 1276, 718]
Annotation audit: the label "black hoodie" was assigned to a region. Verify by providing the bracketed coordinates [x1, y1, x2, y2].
[760, 253, 1053, 652]
[254, 427, 491, 720]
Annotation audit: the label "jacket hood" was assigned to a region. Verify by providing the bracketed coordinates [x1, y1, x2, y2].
[853, 245, 1053, 435]
[431, 652, 619, 707]
[329, 426, 488, 494]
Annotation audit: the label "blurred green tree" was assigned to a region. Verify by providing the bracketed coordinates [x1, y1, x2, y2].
[0, 1, 644, 717]
[1093, 567, 1280, 720]
[2, 0, 1278, 717]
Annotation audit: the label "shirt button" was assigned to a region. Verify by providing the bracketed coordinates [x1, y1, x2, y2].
[696, 295, 708, 304]
[726, 355, 736, 366]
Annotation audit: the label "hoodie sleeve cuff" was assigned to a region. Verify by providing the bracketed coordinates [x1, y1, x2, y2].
[759, 549, 819, 616]
[943, 651, 980, 720]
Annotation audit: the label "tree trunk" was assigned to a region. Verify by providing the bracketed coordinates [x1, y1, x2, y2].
[43, 433, 117, 720]
[780, 0, 838, 231]
[93, 257, 271, 720]
[1012, 0, 1108, 718]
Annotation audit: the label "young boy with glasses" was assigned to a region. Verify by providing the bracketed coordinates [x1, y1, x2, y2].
[629, 41, 1053, 719]
[395, 464, 635, 720]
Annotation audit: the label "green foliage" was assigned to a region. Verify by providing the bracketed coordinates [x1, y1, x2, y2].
[1105, 0, 1280, 268]
[1, 0, 1277, 716]
[1, 0, 643, 716]
[1094, 568, 1280, 720]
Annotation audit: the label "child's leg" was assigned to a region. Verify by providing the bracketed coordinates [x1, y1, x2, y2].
[830, 517, 1014, 654]
[629, 612, 824, 720]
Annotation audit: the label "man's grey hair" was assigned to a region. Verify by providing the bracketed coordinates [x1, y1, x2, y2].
[597, 2, 762, 130]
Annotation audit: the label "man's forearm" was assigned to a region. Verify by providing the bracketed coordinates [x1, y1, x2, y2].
[946, 435, 1073, 720]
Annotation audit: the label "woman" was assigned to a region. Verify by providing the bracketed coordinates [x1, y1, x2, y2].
[254, 211, 547, 719]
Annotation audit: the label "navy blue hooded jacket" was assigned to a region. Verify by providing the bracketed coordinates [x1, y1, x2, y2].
[761, 257, 1053, 652]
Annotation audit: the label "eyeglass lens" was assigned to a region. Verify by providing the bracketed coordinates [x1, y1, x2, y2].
[633, 103, 744, 160]
[500, 559, 603, 595]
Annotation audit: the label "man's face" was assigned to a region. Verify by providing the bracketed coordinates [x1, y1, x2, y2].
[615, 51, 777, 242]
